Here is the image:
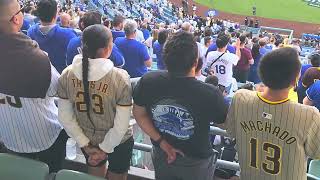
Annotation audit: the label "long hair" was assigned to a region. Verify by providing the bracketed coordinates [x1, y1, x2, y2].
[251, 43, 260, 59]
[81, 24, 112, 134]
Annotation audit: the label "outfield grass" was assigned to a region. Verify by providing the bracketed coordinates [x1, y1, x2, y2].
[195, 0, 320, 24]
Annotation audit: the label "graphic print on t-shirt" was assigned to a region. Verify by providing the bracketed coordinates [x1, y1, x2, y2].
[151, 99, 194, 140]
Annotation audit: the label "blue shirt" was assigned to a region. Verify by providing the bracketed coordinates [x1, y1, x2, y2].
[153, 41, 165, 70]
[27, 24, 77, 73]
[306, 81, 320, 110]
[21, 19, 30, 35]
[111, 30, 125, 42]
[66, 36, 125, 67]
[142, 29, 150, 40]
[206, 44, 236, 56]
[298, 64, 313, 88]
[115, 37, 150, 77]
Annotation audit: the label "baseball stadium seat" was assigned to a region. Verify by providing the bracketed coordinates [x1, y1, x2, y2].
[309, 160, 320, 179]
[0, 153, 49, 180]
[55, 170, 106, 180]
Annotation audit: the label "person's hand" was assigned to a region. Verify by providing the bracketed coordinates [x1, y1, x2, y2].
[83, 145, 100, 156]
[159, 139, 184, 164]
[88, 149, 107, 166]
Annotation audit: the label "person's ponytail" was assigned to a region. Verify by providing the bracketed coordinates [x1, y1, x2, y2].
[82, 44, 96, 135]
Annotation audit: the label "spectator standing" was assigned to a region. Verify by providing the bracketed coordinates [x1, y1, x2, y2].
[226, 48, 320, 180]
[58, 24, 133, 180]
[23, 4, 36, 25]
[60, 12, 71, 28]
[153, 29, 169, 70]
[0, 0, 67, 172]
[111, 15, 125, 41]
[133, 31, 228, 180]
[115, 19, 152, 77]
[66, 11, 125, 67]
[249, 39, 271, 83]
[233, 35, 254, 83]
[206, 32, 236, 56]
[304, 80, 320, 110]
[297, 53, 320, 103]
[206, 33, 240, 88]
[27, 0, 77, 73]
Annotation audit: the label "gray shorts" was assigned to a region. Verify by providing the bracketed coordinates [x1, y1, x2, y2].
[152, 146, 218, 180]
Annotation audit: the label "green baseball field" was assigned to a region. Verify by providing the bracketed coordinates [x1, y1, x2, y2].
[194, 0, 320, 24]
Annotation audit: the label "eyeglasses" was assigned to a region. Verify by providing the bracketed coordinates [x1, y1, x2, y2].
[9, 5, 25, 22]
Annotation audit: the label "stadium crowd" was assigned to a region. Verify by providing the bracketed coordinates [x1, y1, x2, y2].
[0, 0, 320, 179]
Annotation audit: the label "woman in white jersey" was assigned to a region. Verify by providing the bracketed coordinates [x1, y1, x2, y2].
[58, 24, 133, 180]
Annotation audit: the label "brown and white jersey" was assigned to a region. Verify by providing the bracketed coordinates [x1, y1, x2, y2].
[58, 56, 133, 146]
[226, 89, 320, 180]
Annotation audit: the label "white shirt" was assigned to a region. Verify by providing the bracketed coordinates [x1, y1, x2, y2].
[0, 66, 62, 153]
[136, 29, 145, 42]
[206, 51, 239, 87]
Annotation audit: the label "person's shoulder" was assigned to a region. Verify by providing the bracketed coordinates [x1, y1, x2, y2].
[115, 37, 125, 43]
[233, 89, 256, 100]
[60, 65, 73, 79]
[57, 26, 77, 36]
[112, 67, 130, 79]
[68, 36, 81, 45]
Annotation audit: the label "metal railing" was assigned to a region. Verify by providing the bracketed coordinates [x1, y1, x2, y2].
[133, 126, 241, 172]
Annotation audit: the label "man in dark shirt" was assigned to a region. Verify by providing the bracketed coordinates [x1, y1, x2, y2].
[133, 31, 228, 180]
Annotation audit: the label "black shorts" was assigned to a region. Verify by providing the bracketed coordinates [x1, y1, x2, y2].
[82, 136, 134, 174]
[6, 130, 69, 173]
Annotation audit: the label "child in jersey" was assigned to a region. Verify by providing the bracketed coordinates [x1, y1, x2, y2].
[58, 24, 133, 180]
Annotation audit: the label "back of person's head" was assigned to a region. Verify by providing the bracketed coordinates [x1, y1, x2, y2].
[181, 22, 192, 32]
[258, 38, 267, 47]
[251, 43, 260, 59]
[239, 34, 247, 45]
[163, 31, 198, 75]
[203, 26, 212, 37]
[216, 33, 230, 49]
[113, 15, 124, 28]
[158, 29, 169, 45]
[309, 53, 320, 67]
[80, 11, 101, 31]
[124, 19, 137, 36]
[258, 47, 301, 90]
[36, 0, 57, 23]
[205, 75, 219, 86]
[204, 36, 212, 46]
[81, 24, 112, 127]
[24, 5, 33, 14]
[60, 12, 71, 27]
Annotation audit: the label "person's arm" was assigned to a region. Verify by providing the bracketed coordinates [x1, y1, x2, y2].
[248, 58, 254, 65]
[305, 110, 320, 159]
[58, 99, 90, 147]
[142, 45, 152, 67]
[303, 96, 314, 106]
[235, 39, 241, 59]
[133, 104, 184, 163]
[99, 76, 132, 153]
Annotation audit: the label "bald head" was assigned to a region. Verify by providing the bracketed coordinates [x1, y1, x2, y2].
[60, 13, 71, 27]
[0, 0, 23, 33]
[181, 22, 192, 32]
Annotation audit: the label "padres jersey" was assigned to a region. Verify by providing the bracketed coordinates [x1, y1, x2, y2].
[58, 65, 133, 145]
[226, 89, 320, 180]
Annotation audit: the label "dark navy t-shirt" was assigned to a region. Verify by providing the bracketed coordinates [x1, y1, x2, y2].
[133, 71, 228, 158]
[115, 37, 150, 77]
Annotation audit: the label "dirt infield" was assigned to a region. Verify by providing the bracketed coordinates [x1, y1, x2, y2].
[169, 0, 320, 37]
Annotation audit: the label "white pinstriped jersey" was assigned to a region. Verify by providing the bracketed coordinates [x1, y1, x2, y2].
[226, 89, 320, 180]
[0, 66, 62, 153]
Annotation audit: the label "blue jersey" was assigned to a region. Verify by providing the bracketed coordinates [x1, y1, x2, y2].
[306, 80, 320, 110]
